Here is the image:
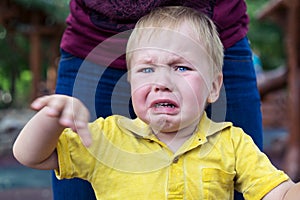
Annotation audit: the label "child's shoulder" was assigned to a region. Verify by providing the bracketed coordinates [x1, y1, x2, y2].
[203, 116, 252, 147]
[90, 115, 151, 137]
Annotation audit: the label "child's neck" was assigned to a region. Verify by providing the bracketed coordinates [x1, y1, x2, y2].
[154, 124, 198, 153]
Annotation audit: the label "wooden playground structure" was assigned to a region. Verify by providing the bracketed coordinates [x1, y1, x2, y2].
[0, 0, 64, 99]
[258, 0, 300, 180]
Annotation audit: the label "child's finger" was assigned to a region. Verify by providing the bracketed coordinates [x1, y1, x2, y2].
[59, 97, 90, 129]
[59, 99, 92, 146]
[76, 122, 92, 147]
[31, 95, 66, 117]
[45, 96, 68, 117]
[58, 98, 78, 127]
[31, 96, 51, 110]
[70, 100, 91, 146]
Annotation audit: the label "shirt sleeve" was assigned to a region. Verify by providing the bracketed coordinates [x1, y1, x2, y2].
[232, 127, 290, 199]
[54, 128, 96, 181]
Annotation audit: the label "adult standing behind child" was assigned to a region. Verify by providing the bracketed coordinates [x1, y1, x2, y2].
[13, 6, 299, 199]
[54, 0, 263, 199]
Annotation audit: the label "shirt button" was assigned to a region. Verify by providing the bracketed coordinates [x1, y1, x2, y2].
[173, 156, 179, 163]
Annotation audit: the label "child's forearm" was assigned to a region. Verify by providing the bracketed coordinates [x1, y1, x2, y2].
[263, 180, 299, 200]
[13, 94, 91, 170]
[283, 182, 300, 199]
[13, 107, 64, 170]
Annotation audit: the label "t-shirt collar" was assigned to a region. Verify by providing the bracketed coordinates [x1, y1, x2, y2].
[118, 112, 232, 141]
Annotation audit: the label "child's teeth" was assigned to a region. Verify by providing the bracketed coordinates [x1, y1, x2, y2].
[155, 103, 175, 108]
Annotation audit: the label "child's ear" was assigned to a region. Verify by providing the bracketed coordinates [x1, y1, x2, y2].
[207, 73, 223, 103]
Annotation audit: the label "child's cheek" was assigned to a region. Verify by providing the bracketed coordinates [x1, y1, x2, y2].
[131, 84, 151, 114]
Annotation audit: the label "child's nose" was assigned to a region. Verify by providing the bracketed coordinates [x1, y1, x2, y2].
[153, 71, 174, 92]
[154, 83, 172, 92]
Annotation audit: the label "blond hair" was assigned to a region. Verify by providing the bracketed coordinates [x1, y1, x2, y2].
[126, 6, 224, 76]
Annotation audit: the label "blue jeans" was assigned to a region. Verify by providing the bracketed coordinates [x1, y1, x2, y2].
[207, 37, 263, 149]
[53, 36, 263, 199]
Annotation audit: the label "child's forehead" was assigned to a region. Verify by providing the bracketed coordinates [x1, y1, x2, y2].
[129, 29, 208, 63]
[132, 28, 204, 53]
[137, 26, 199, 43]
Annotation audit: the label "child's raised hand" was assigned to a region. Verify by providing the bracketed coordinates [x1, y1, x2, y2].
[31, 94, 92, 146]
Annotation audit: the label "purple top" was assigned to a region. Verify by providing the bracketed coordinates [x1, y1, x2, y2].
[61, 0, 249, 69]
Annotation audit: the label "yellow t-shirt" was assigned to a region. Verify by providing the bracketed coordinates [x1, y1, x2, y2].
[56, 113, 289, 200]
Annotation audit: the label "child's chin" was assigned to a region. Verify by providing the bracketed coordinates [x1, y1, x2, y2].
[150, 118, 179, 132]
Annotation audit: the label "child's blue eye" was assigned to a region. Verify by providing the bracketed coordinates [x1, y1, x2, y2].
[142, 68, 154, 73]
[175, 66, 189, 72]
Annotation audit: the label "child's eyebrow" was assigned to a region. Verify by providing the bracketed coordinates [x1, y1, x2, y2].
[168, 55, 190, 64]
[133, 50, 190, 66]
[133, 53, 153, 64]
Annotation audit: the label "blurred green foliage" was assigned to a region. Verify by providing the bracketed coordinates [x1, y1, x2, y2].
[0, 31, 29, 107]
[14, 0, 70, 22]
[246, 0, 285, 70]
[0, 0, 69, 107]
[0, 0, 286, 108]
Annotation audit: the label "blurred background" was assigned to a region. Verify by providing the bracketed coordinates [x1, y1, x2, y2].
[0, 0, 299, 199]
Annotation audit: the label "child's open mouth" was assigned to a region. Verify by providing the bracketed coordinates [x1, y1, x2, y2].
[151, 100, 179, 115]
[154, 102, 176, 108]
